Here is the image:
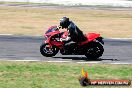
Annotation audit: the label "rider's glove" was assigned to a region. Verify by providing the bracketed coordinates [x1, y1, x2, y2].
[57, 26, 61, 29]
[60, 36, 71, 42]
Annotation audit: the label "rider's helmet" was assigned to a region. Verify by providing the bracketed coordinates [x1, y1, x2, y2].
[60, 17, 70, 29]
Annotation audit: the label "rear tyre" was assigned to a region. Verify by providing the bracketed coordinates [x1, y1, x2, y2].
[85, 42, 104, 59]
[40, 43, 59, 57]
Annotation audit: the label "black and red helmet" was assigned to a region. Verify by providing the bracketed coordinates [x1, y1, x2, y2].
[60, 17, 70, 29]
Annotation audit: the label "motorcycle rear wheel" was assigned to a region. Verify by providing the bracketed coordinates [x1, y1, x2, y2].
[40, 43, 59, 57]
[85, 42, 104, 59]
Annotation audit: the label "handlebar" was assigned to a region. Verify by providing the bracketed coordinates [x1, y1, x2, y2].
[57, 26, 61, 30]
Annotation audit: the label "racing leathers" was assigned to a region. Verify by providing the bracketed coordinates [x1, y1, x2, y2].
[60, 21, 86, 43]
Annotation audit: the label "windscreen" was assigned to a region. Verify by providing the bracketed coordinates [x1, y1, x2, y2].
[45, 26, 57, 34]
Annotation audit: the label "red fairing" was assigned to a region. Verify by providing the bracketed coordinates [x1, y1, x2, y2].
[86, 33, 100, 42]
[51, 41, 64, 49]
[44, 31, 60, 44]
[46, 31, 60, 37]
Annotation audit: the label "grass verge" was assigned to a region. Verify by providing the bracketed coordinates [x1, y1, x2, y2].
[0, 61, 131, 88]
[0, 6, 132, 38]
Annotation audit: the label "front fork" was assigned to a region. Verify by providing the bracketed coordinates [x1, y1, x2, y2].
[44, 40, 52, 48]
[44, 39, 64, 50]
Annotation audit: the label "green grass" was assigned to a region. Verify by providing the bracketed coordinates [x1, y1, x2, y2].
[0, 61, 131, 88]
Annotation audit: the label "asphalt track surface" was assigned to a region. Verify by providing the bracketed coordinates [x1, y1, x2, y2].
[0, 5, 131, 64]
[0, 35, 132, 64]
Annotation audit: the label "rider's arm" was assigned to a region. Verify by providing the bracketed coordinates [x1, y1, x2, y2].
[60, 36, 71, 42]
[60, 29, 71, 42]
[57, 26, 61, 29]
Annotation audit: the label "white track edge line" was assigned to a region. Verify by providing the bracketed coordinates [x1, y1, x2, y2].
[109, 38, 132, 40]
[0, 59, 132, 64]
[0, 34, 13, 35]
[77, 62, 100, 64]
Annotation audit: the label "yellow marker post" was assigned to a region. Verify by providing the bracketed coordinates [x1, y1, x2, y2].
[81, 68, 88, 78]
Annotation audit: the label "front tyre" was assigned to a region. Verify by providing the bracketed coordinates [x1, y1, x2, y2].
[85, 42, 104, 59]
[40, 43, 59, 57]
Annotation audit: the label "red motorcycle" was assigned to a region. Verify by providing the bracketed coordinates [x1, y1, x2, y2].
[40, 26, 104, 59]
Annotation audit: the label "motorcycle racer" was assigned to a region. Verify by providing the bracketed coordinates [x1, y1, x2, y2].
[59, 17, 86, 43]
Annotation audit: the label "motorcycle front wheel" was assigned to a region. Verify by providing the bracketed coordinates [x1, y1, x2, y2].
[40, 43, 59, 57]
[85, 42, 104, 59]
